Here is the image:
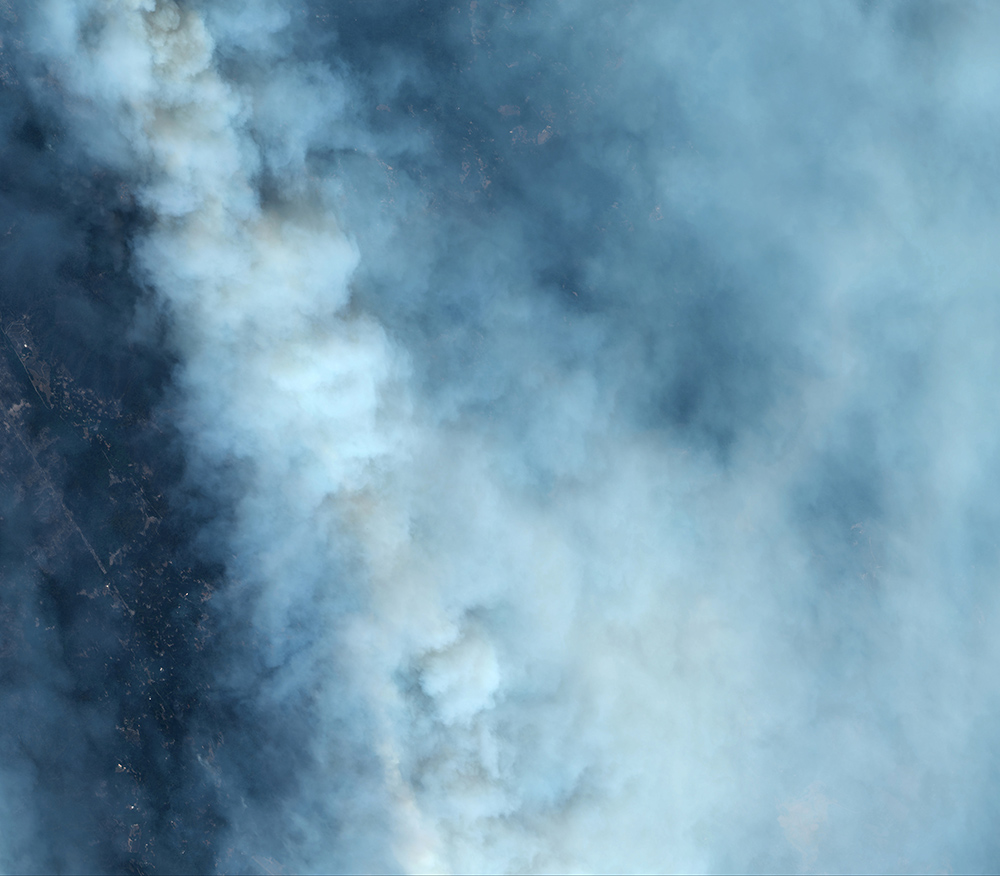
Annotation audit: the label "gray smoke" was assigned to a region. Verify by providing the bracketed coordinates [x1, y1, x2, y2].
[3, 0, 1000, 872]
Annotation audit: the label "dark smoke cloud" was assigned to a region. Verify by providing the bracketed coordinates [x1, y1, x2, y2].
[2, 0, 1000, 873]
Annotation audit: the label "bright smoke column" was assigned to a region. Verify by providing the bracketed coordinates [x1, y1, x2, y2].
[14, 0, 1000, 873]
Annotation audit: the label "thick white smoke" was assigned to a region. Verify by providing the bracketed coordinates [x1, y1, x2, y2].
[17, 0, 1000, 873]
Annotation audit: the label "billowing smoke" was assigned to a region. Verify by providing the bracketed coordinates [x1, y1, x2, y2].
[3, 0, 1000, 872]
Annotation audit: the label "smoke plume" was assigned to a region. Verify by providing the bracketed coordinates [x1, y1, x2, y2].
[2, 0, 1000, 872]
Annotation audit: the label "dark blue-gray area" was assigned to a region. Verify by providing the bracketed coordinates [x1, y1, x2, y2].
[0, 36, 231, 875]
